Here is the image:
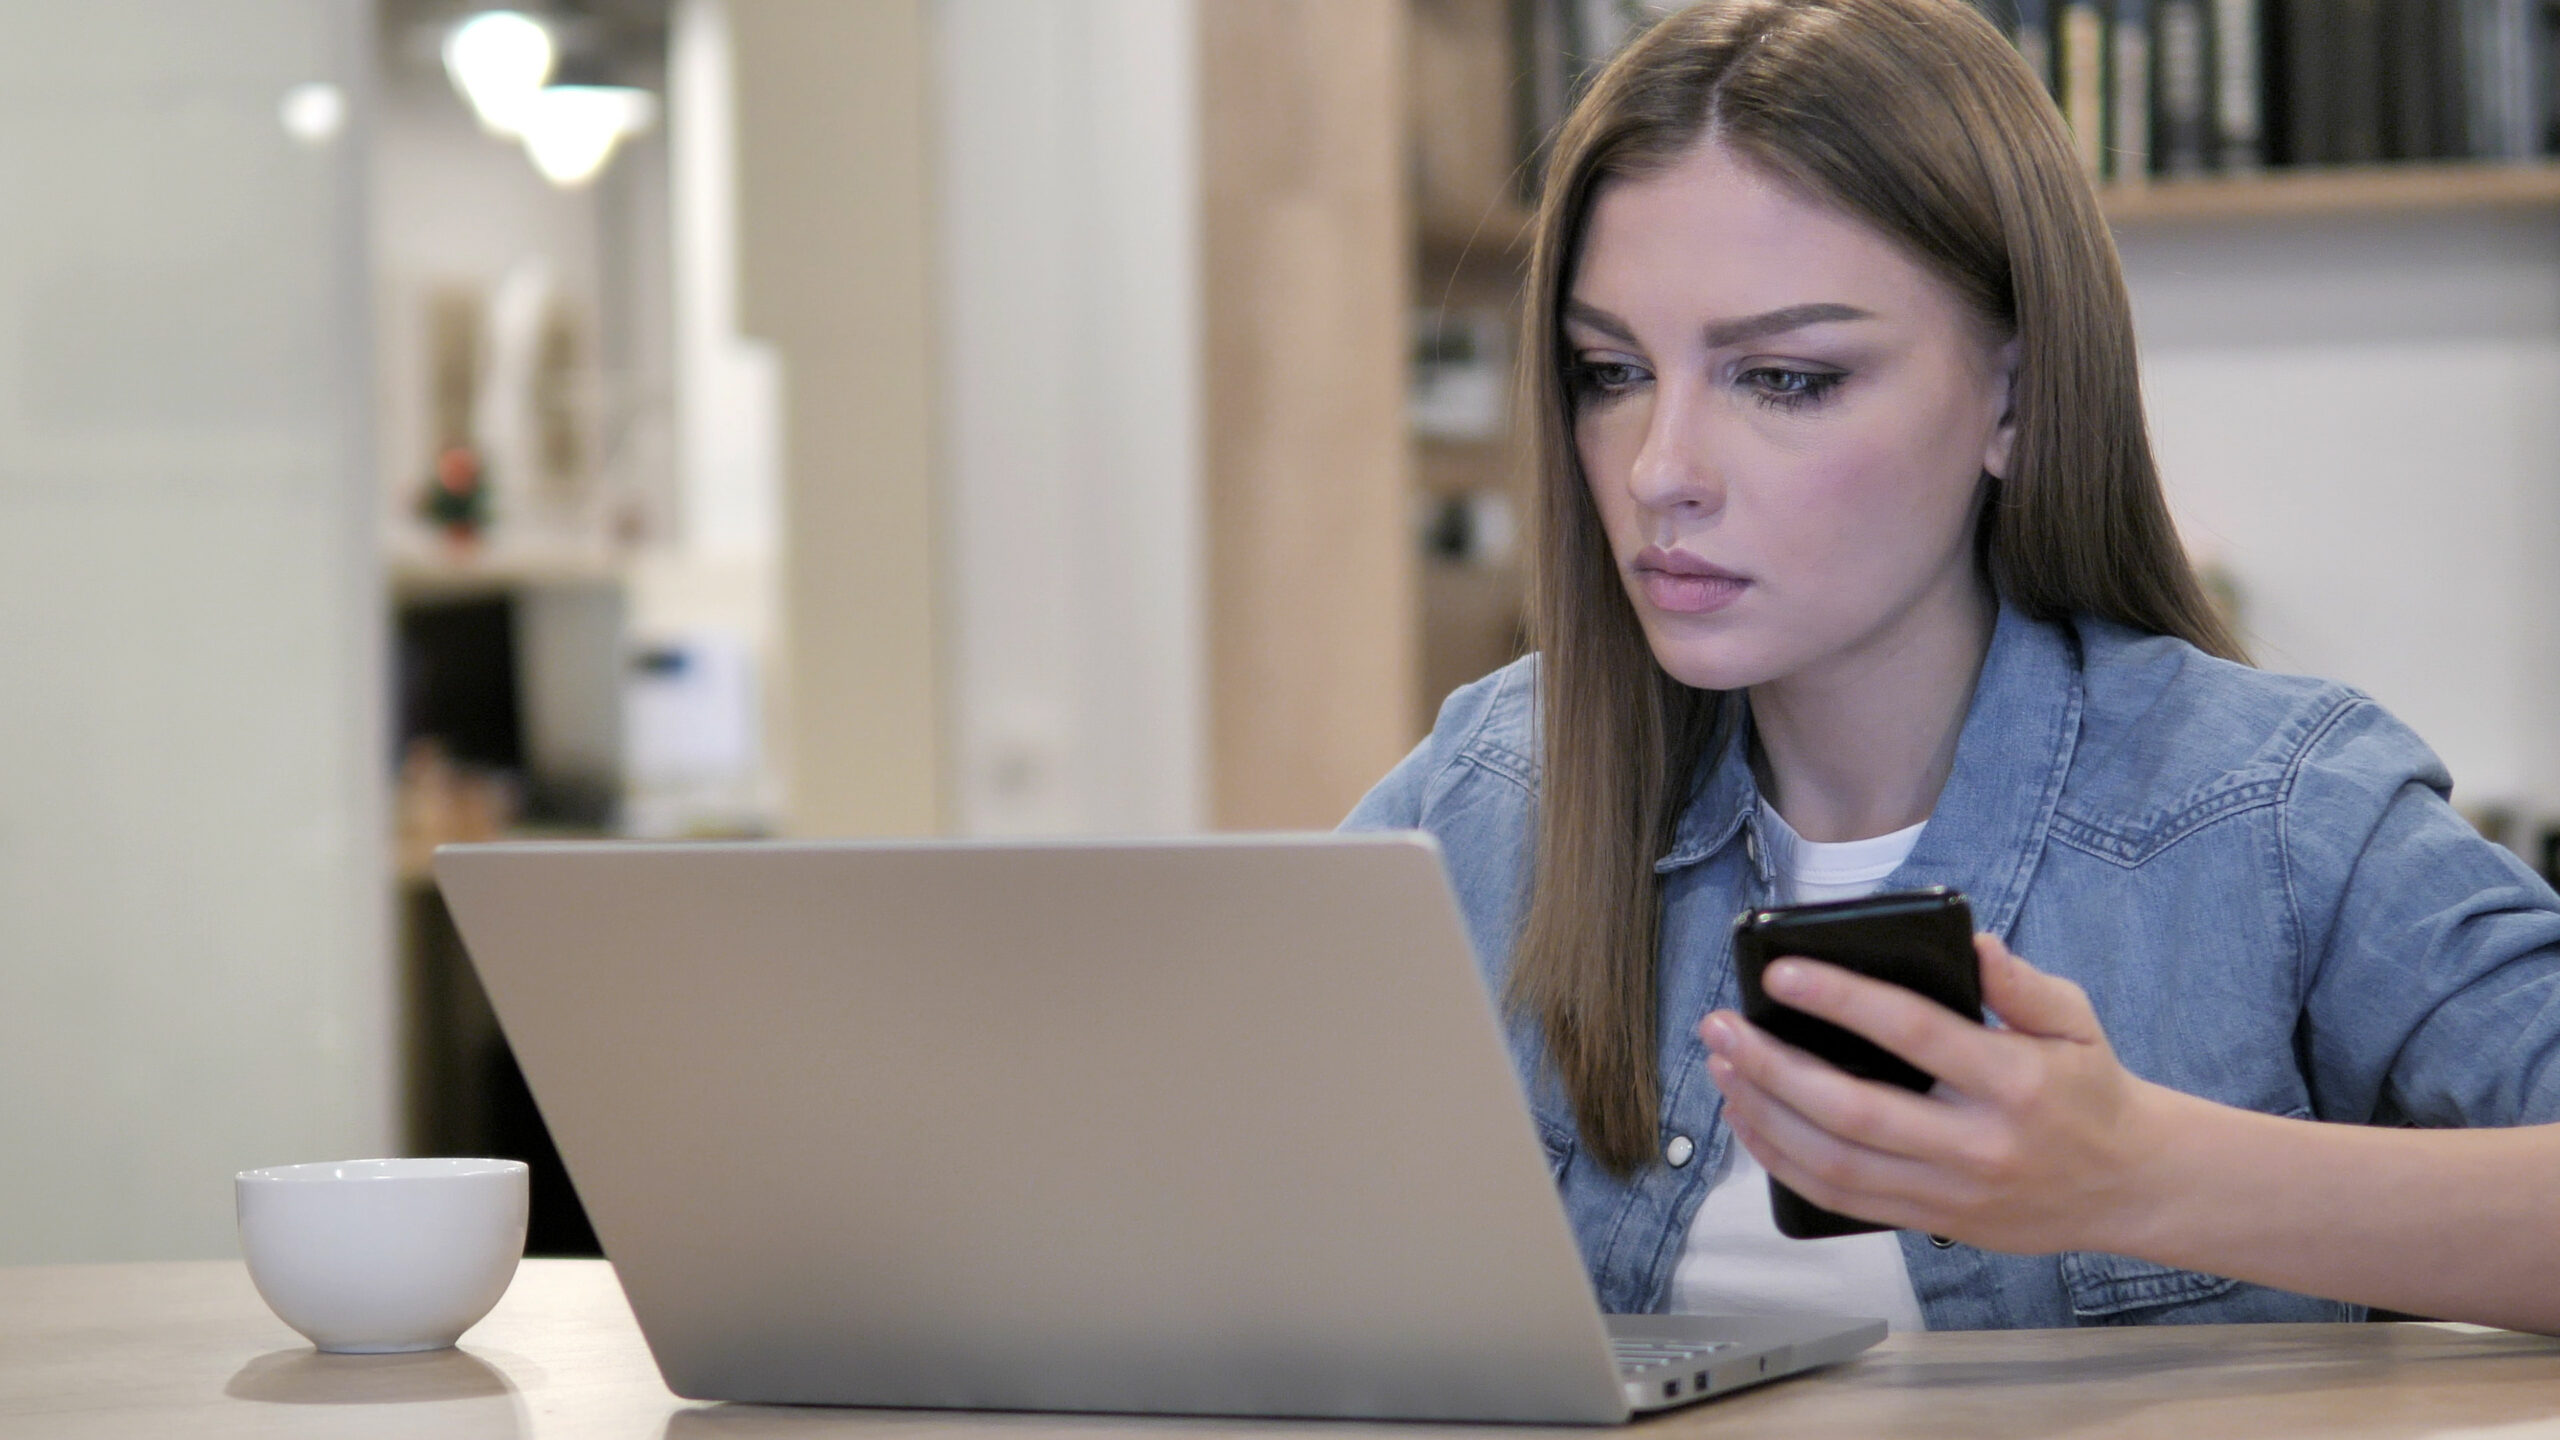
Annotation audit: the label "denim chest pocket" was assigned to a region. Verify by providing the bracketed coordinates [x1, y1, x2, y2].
[2058, 1250, 2239, 1323]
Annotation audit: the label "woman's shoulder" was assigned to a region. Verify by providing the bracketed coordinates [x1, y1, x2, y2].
[1437, 653, 1542, 783]
[2062, 615, 2452, 839]
[1340, 655, 1541, 831]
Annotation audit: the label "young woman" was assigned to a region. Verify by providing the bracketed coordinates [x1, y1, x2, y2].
[1349, 0, 2560, 1333]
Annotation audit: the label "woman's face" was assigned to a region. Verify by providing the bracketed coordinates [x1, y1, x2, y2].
[1566, 139, 2017, 694]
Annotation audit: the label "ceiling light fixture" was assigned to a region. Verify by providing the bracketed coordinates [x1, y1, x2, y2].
[516, 84, 658, 186]
[443, 10, 555, 136]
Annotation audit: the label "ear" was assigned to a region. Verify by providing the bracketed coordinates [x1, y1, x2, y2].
[1981, 335, 2022, 481]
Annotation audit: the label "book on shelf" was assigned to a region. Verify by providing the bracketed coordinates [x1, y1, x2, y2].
[2155, 0, 2212, 173]
[2062, 0, 2109, 175]
[2023, 0, 2559, 180]
[1506, 0, 2557, 197]
[2113, 0, 2153, 179]
[2276, 0, 2553, 167]
[2212, 0, 2264, 168]
[2333, 0, 2387, 164]
[2378, 0, 2462, 161]
[2461, 0, 2550, 161]
[2273, 0, 2322, 164]
[1510, 0, 1688, 200]
[2009, 0, 2058, 100]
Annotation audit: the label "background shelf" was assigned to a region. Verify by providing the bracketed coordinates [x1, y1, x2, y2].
[1419, 162, 2560, 261]
[2100, 161, 2560, 225]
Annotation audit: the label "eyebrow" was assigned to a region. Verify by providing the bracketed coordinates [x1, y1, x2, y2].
[1562, 299, 1874, 349]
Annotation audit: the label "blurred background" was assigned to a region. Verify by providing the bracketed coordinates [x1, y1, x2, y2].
[5, 0, 2560, 1263]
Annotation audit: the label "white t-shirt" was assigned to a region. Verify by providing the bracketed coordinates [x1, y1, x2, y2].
[1665, 804, 1932, 1331]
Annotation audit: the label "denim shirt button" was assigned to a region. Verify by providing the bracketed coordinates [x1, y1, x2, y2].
[1929, 1234, 1957, 1249]
[1664, 1135, 1696, 1168]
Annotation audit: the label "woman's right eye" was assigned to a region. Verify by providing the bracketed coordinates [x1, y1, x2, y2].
[1568, 359, 1644, 399]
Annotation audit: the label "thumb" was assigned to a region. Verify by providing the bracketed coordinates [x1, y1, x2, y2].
[1976, 934, 2101, 1043]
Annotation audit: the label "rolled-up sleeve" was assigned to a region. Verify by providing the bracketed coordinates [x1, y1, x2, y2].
[2288, 697, 2560, 1128]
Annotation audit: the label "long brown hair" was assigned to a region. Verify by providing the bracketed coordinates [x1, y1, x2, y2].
[1508, 0, 2246, 1176]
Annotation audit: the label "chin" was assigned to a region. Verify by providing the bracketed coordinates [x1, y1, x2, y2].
[1637, 626, 1783, 694]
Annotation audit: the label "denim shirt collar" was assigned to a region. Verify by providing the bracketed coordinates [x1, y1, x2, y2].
[1652, 600, 2084, 940]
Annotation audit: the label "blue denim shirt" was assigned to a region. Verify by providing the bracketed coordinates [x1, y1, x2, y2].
[1344, 602, 2560, 1327]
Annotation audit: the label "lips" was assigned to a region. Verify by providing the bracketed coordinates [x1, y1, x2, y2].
[1632, 546, 1747, 615]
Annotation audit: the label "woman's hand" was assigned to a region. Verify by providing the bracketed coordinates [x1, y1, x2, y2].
[1704, 934, 2560, 1330]
[1699, 934, 2172, 1255]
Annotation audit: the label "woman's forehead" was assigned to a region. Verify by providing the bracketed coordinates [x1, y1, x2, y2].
[1570, 140, 1953, 335]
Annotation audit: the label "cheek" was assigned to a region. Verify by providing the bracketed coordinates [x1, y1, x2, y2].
[1764, 397, 1983, 564]
[1575, 409, 1645, 537]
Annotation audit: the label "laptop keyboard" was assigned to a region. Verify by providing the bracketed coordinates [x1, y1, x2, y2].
[1611, 1338, 1738, 1376]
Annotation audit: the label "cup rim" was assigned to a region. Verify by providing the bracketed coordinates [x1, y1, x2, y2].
[236, 1157, 529, 1184]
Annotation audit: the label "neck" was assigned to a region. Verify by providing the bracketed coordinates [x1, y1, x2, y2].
[1746, 576, 1996, 844]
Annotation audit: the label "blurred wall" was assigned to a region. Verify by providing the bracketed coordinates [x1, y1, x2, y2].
[732, 0, 944, 838]
[0, 0, 388, 1261]
[2125, 212, 2560, 816]
[668, 0, 777, 571]
[936, 0, 1204, 836]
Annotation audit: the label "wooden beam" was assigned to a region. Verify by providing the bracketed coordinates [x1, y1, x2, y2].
[1200, 0, 1418, 829]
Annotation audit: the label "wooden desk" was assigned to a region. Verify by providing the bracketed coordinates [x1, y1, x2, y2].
[8, 1259, 2560, 1438]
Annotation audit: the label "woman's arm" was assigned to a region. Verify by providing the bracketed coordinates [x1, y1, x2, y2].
[1700, 937, 2560, 1334]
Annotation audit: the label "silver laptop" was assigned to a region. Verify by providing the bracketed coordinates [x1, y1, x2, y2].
[434, 832, 1884, 1423]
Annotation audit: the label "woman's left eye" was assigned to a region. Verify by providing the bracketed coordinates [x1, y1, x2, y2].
[1741, 367, 1844, 411]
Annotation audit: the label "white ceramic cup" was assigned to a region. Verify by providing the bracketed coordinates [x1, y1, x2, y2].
[235, 1157, 530, 1354]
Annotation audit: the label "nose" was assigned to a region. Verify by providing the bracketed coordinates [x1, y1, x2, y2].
[1622, 373, 1724, 518]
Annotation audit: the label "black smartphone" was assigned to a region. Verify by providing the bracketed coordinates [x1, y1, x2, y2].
[1728, 886, 1984, 1239]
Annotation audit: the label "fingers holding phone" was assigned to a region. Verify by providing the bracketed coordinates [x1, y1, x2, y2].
[1723, 889, 1985, 1237]
[1703, 898, 2172, 1255]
